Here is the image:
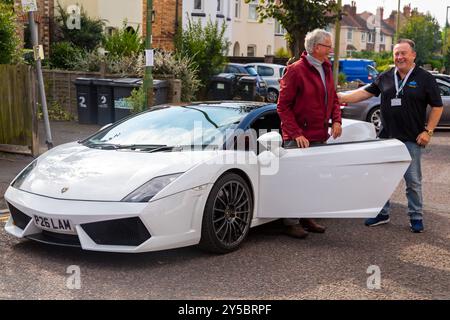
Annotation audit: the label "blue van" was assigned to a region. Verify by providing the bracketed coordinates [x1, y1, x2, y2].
[331, 59, 378, 83]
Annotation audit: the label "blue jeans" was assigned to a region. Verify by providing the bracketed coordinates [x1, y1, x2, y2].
[380, 141, 423, 220]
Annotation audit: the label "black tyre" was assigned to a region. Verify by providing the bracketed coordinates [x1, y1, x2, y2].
[266, 89, 279, 103]
[199, 173, 253, 254]
[367, 106, 381, 131]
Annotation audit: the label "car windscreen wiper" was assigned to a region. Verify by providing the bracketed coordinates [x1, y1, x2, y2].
[146, 145, 184, 153]
[87, 143, 166, 150]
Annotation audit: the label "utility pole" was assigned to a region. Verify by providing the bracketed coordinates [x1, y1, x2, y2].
[333, 0, 342, 87]
[23, 0, 53, 149]
[395, 0, 401, 44]
[143, 0, 154, 108]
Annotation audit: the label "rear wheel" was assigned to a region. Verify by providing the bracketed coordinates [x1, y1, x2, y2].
[367, 106, 381, 131]
[266, 89, 279, 103]
[199, 173, 253, 254]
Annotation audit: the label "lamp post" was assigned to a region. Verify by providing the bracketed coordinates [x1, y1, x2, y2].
[143, 0, 154, 108]
[333, 0, 342, 87]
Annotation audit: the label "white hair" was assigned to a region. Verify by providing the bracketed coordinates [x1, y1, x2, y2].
[304, 29, 332, 55]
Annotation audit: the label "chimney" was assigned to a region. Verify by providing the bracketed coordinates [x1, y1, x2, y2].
[403, 4, 411, 17]
[343, 4, 351, 14]
[378, 7, 384, 20]
[351, 1, 357, 16]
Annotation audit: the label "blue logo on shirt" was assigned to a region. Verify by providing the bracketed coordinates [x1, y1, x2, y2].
[407, 81, 418, 88]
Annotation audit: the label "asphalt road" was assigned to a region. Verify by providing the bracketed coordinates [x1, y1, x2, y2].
[0, 126, 449, 300]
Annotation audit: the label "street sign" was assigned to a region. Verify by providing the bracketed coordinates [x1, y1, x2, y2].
[145, 49, 154, 67]
[21, 0, 37, 12]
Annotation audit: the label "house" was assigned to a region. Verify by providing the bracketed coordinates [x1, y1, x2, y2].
[328, 1, 395, 57]
[230, 0, 275, 57]
[57, 0, 181, 51]
[14, 0, 54, 57]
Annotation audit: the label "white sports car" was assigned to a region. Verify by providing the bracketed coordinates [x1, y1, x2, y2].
[4, 102, 411, 254]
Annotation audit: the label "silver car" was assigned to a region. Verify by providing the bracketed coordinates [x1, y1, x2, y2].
[341, 77, 450, 130]
[245, 63, 286, 103]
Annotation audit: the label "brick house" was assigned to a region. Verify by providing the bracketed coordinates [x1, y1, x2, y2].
[143, 0, 182, 51]
[14, 0, 54, 58]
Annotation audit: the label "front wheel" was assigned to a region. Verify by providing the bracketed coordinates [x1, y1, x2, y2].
[199, 173, 253, 254]
[266, 89, 279, 103]
[367, 106, 381, 132]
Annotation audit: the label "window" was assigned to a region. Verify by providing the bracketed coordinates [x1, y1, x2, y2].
[247, 45, 256, 57]
[266, 45, 272, 55]
[347, 29, 353, 41]
[380, 33, 385, 44]
[194, 0, 203, 11]
[439, 84, 450, 96]
[368, 32, 374, 43]
[248, 0, 258, 20]
[257, 66, 275, 77]
[275, 20, 286, 35]
[217, 0, 222, 13]
[279, 67, 286, 78]
[233, 42, 240, 56]
[234, 0, 241, 18]
[361, 32, 366, 43]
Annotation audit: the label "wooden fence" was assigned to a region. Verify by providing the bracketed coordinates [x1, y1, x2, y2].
[0, 64, 38, 156]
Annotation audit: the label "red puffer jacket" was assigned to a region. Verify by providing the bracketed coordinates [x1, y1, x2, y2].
[277, 51, 342, 142]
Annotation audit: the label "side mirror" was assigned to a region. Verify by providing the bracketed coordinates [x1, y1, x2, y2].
[99, 123, 112, 131]
[257, 132, 286, 157]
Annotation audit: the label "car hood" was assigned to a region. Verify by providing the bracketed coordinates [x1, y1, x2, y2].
[17, 142, 218, 201]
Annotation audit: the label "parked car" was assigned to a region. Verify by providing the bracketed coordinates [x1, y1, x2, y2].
[245, 63, 286, 103]
[4, 101, 411, 254]
[222, 63, 268, 99]
[341, 75, 450, 131]
[331, 59, 379, 84]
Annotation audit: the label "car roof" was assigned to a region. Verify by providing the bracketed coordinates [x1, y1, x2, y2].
[245, 63, 285, 68]
[179, 101, 273, 110]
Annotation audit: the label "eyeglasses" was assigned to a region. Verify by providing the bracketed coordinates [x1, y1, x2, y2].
[317, 43, 333, 49]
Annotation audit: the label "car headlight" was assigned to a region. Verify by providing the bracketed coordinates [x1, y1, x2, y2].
[121, 173, 184, 203]
[11, 160, 37, 189]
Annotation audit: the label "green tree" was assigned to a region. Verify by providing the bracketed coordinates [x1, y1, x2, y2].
[398, 14, 442, 65]
[0, 2, 20, 64]
[54, 2, 105, 51]
[244, 0, 339, 60]
[175, 18, 229, 90]
[103, 22, 144, 57]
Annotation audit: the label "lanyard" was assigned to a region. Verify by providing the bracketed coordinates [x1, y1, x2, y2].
[394, 65, 415, 97]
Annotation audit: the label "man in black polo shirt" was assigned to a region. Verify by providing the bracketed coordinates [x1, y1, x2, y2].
[338, 39, 443, 233]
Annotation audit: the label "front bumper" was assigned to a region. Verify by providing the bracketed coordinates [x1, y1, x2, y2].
[4, 184, 211, 253]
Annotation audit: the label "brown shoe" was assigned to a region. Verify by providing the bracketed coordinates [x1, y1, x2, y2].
[285, 225, 309, 239]
[300, 218, 326, 233]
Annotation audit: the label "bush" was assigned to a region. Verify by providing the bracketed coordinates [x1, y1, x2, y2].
[0, 2, 21, 64]
[152, 51, 201, 102]
[54, 2, 105, 51]
[124, 87, 145, 114]
[49, 42, 83, 70]
[103, 22, 144, 57]
[338, 72, 347, 86]
[275, 47, 291, 58]
[38, 100, 75, 121]
[175, 18, 229, 89]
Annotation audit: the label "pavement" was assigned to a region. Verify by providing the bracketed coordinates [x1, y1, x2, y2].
[0, 123, 448, 299]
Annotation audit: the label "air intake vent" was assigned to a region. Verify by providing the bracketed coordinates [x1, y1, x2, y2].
[8, 203, 32, 230]
[81, 217, 151, 246]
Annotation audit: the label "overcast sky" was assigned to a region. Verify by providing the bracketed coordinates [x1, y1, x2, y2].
[342, 0, 449, 29]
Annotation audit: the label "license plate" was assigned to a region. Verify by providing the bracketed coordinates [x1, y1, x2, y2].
[33, 215, 75, 234]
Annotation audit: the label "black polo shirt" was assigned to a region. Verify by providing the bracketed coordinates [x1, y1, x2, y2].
[365, 66, 443, 142]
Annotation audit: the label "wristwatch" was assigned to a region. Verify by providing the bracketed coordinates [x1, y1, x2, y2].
[425, 129, 434, 137]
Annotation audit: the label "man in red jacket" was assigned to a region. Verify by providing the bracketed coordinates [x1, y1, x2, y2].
[277, 29, 342, 239]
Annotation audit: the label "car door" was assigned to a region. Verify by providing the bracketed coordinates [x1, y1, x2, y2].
[436, 79, 450, 126]
[257, 135, 411, 219]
